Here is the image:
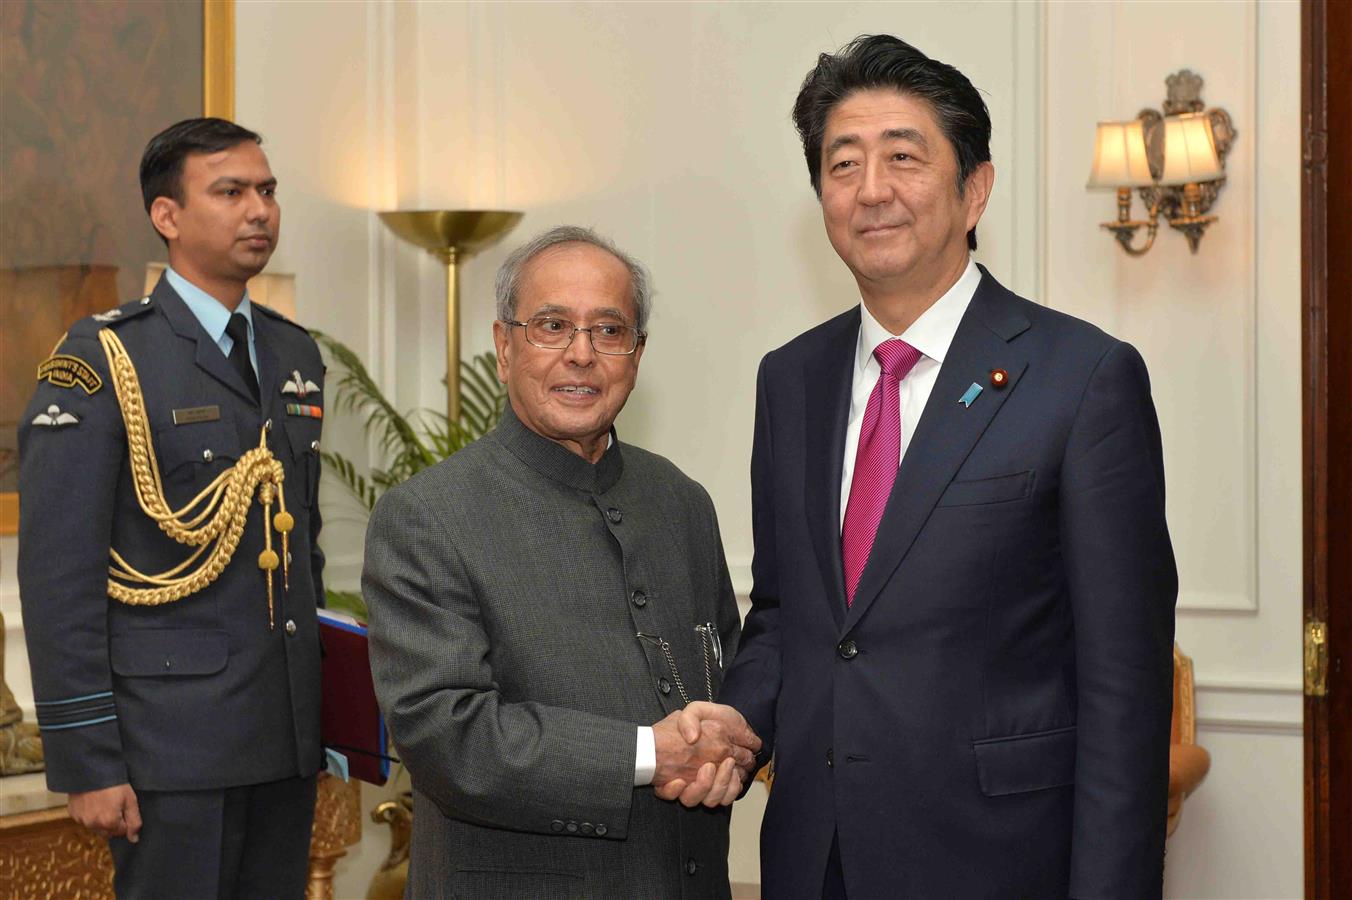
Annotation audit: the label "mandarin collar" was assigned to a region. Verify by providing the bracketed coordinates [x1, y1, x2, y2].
[492, 402, 624, 494]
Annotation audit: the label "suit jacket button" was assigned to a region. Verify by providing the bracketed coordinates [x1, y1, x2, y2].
[657, 677, 671, 695]
[550, 820, 564, 832]
[685, 857, 699, 875]
[606, 507, 623, 524]
[164, 658, 172, 670]
[595, 823, 607, 836]
[565, 821, 578, 833]
[579, 822, 594, 835]
[285, 619, 297, 636]
[826, 748, 834, 768]
[202, 448, 214, 462]
[630, 589, 647, 608]
[837, 640, 858, 659]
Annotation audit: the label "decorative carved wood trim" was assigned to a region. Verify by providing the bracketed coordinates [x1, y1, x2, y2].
[0, 806, 114, 899]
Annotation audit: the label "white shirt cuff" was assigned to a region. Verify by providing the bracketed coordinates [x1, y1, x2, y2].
[634, 725, 656, 786]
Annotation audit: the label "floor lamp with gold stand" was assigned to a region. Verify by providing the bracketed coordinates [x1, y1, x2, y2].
[376, 211, 523, 419]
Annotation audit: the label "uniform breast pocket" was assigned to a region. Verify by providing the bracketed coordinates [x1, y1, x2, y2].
[283, 417, 322, 508]
[153, 419, 242, 505]
[936, 470, 1034, 508]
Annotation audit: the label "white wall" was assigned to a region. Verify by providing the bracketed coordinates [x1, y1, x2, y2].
[1045, 1, 1303, 897]
[0, 1, 1303, 897]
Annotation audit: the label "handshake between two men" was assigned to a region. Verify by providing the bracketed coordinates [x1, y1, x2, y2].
[651, 701, 762, 809]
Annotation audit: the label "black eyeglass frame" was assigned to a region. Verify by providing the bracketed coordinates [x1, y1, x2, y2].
[504, 316, 647, 356]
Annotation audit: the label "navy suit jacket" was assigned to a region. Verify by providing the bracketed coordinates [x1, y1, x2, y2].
[719, 267, 1177, 899]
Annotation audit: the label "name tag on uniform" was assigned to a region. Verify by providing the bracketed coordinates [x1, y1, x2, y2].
[172, 405, 221, 425]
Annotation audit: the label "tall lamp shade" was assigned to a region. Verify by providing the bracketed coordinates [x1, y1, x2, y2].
[1086, 120, 1154, 189]
[1158, 113, 1223, 187]
[144, 262, 297, 320]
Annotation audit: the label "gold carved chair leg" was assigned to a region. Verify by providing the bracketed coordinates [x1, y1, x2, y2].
[307, 773, 362, 900]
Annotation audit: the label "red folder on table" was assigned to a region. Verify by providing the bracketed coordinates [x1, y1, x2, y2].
[318, 609, 393, 785]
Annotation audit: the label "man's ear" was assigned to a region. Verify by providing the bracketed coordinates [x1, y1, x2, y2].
[963, 161, 995, 234]
[492, 319, 511, 384]
[149, 196, 181, 243]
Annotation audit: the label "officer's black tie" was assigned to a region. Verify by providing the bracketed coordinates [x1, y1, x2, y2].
[226, 312, 260, 404]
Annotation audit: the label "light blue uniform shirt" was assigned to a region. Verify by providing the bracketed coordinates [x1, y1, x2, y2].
[165, 266, 258, 377]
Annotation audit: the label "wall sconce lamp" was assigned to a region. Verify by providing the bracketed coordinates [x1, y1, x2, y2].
[377, 211, 523, 420]
[1086, 70, 1236, 256]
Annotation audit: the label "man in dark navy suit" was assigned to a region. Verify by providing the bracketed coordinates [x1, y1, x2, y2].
[18, 118, 326, 898]
[713, 35, 1178, 899]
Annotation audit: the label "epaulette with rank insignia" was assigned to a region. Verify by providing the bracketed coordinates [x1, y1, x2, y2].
[66, 296, 156, 340]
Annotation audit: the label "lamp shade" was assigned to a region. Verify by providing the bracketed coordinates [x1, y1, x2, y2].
[1086, 120, 1154, 189]
[145, 262, 297, 319]
[1159, 113, 1222, 186]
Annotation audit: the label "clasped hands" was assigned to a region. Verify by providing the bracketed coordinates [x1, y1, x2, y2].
[652, 701, 761, 808]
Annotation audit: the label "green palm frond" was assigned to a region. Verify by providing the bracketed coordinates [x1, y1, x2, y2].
[312, 331, 507, 513]
[313, 334, 508, 619]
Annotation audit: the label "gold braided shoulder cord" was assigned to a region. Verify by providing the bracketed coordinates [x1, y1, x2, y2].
[98, 327, 293, 628]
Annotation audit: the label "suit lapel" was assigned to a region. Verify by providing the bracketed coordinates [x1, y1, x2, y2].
[844, 268, 1031, 631]
[803, 309, 858, 628]
[153, 276, 258, 406]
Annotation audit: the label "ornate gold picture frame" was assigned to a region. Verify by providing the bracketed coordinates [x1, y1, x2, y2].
[0, 0, 233, 535]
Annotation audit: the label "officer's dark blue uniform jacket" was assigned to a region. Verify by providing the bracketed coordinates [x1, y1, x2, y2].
[17, 274, 326, 794]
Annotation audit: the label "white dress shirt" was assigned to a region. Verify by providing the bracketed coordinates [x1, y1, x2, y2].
[839, 257, 981, 531]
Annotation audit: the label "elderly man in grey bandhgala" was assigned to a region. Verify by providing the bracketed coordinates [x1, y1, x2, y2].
[363, 225, 761, 899]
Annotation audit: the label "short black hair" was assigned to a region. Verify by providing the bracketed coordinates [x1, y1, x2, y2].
[792, 34, 991, 251]
[139, 117, 262, 215]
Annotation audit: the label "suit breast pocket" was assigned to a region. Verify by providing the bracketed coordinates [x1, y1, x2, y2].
[154, 419, 241, 505]
[282, 418, 322, 508]
[936, 470, 1034, 508]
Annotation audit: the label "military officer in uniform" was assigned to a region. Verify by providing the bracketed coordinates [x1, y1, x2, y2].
[17, 117, 326, 898]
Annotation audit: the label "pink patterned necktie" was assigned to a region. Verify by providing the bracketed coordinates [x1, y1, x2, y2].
[842, 339, 922, 606]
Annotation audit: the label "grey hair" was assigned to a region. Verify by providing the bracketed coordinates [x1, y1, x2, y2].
[494, 225, 653, 332]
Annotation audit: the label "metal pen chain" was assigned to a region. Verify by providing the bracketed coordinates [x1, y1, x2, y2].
[638, 631, 716, 704]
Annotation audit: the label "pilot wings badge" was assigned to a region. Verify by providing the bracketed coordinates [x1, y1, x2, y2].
[31, 404, 80, 427]
[281, 370, 320, 398]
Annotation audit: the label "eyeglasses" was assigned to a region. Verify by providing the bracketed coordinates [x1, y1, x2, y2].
[505, 316, 646, 356]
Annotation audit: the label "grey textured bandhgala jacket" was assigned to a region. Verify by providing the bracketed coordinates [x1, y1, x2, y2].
[364, 404, 741, 900]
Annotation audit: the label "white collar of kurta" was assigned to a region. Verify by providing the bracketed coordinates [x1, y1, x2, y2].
[854, 255, 981, 374]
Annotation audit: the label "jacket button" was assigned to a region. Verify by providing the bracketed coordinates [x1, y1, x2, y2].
[579, 822, 594, 835]
[826, 747, 834, 768]
[285, 619, 297, 636]
[685, 857, 699, 875]
[310, 440, 320, 452]
[606, 507, 622, 524]
[202, 448, 214, 462]
[837, 640, 858, 659]
[163, 658, 172, 670]
[595, 823, 607, 836]
[550, 820, 564, 832]
[657, 677, 671, 695]
[565, 821, 578, 833]
[264, 418, 273, 431]
[630, 590, 647, 608]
